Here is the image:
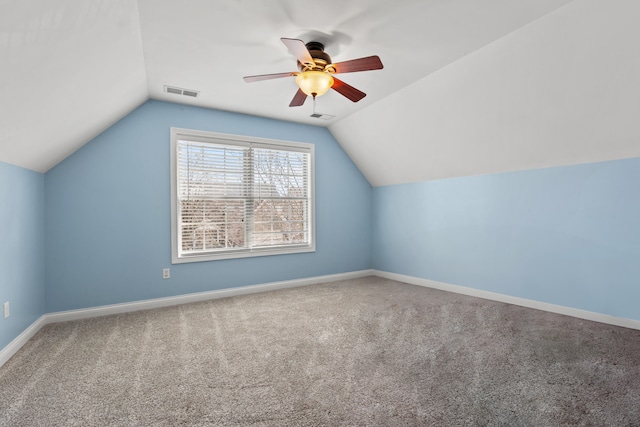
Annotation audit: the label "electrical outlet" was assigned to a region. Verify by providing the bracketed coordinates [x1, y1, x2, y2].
[162, 268, 170, 279]
[3, 302, 9, 319]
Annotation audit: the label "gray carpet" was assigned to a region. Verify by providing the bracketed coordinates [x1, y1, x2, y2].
[1, 276, 640, 426]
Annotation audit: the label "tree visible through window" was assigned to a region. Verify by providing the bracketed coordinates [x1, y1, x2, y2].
[171, 128, 314, 263]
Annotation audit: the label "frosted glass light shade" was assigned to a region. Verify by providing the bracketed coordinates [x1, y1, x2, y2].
[295, 71, 334, 97]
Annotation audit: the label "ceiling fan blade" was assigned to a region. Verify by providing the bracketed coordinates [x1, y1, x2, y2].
[331, 77, 366, 102]
[289, 88, 307, 107]
[243, 72, 297, 83]
[332, 55, 383, 74]
[281, 38, 314, 66]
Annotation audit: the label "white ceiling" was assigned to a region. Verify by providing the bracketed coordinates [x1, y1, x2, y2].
[0, 1, 148, 173]
[2, 0, 638, 185]
[331, 0, 640, 185]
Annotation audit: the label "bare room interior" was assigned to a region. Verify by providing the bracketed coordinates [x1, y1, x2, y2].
[1, 0, 639, 425]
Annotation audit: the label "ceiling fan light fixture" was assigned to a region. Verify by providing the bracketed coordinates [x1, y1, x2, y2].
[295, 71, 334, 98]
[244, 38, 383, 106]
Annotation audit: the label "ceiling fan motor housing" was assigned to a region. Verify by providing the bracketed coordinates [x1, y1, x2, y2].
[299, 41, 334, 72]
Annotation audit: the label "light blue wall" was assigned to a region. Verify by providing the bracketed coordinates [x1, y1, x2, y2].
[0, 161, 45, 349]
[45, 100, 372, 312]
[373, 158, 640, 320]
[7, 97, 639, 349]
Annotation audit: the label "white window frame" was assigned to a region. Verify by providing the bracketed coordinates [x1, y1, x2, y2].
[170, 128, 315, 263]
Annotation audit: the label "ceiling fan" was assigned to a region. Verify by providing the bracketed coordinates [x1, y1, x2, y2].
[243, 38, 383, 107]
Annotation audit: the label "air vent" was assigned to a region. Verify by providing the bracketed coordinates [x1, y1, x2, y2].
[164, 85, 200, 98]
[166, 86, 182, 95]
[310, 113, 335, 120]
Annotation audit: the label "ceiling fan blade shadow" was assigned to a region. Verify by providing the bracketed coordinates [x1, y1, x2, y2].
[243, 72, 297, 83]
[332, 56, 383, 74]
[281, 38, 314, 66]
[289, 88, 307, 107]
[331, 78, 366, 102]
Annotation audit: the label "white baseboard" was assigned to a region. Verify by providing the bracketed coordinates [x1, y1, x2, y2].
[45, 269, 374, 324]
[0, 315, 47, 368]
[373, 270, 640, 331]
[4, 268, 638, 369]
[0, 269, 373, 368]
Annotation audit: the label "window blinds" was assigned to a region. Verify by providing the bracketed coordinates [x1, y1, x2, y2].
[176, 138, 311, 257]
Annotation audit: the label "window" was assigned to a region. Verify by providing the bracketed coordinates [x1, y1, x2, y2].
[170, 128, 315, 263]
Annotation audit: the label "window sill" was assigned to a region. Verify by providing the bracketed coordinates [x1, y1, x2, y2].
[171, 244, 316, 264]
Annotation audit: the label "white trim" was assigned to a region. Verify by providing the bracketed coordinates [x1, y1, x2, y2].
[170, 127, 316, 264]
[0, 315, 47, 368]
[0, 270, 372, 368]
[171, 246, 316, 264]
[45, 269, 373, 323]
[373, 270, 640, 331]
[5, 268, 638, 369]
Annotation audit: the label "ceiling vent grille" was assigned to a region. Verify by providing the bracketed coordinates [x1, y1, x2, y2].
[164, 85, 200, 98]
[310, 113, 335, 120]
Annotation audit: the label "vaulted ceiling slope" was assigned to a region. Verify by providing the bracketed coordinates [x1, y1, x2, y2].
[331, 0, 640, 186]
[1, 1, 148, 173]
[5, 0, 634, 185]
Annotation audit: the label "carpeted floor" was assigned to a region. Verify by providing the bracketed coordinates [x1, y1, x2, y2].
[1, 276, 640, 426]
